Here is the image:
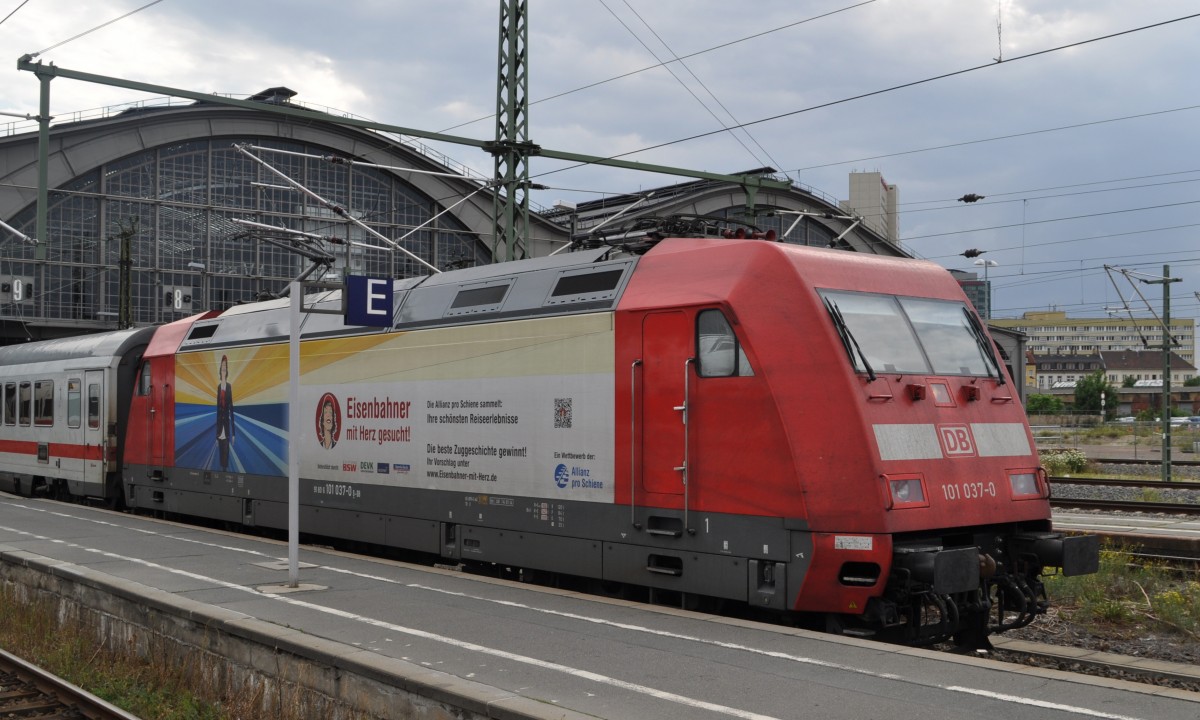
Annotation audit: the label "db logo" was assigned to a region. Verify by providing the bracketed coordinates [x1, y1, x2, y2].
[938, 424, 976, 457]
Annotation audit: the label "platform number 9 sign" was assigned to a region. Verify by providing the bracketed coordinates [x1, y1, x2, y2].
[4, 277, 33, 302]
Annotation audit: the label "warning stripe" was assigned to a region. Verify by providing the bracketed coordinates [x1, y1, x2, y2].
[0, 439, 105, 461]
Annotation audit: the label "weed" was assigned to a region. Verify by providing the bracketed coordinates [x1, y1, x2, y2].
[1090, 599, 1134, 624]
[1150, 582, 1200, 638]
[1040, 448, 1088, 474]
[1043, 546, 1200, 638]
[0, 586, 367, 720]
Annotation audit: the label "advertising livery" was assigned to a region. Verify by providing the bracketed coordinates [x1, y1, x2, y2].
[171, 314, 615, 504]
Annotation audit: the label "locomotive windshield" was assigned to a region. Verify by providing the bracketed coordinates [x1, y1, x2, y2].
[821, 290, 997, 377]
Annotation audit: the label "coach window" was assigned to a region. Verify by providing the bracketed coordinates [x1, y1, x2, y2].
[697, 309, 753, 377]
[3, 383, 13, 425]
[88, 383, 101, 430]
[18, 381, 31, 426]
[33, 380, 53, 426]
[136, 361, 151, 396]
[67, 379, 82, 428]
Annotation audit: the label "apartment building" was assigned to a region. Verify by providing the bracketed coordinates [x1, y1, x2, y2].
[990, 310, 1195, 366]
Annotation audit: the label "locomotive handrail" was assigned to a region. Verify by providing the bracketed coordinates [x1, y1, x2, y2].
[630, 359, 642, 529]
[160, 383, 167, 464]
[674, 357, 696, 535]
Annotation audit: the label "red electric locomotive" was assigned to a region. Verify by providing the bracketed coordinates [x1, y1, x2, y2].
[0, 232, 1098, 646]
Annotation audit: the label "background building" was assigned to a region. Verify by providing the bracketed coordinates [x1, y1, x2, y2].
[544, 169, 906, 256]
[1029, 353, 1106, 391]
[1102, 350, 1196, 387]
[0, 92, 908, 346]
[0, 88, 513, 341]
[949, 268, 989, 320]
[843, 171, 898, 244]
[1025, 349, 1196, 417]
[989, 310, 1195, 366]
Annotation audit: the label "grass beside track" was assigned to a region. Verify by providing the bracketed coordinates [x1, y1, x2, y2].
[0, 585, 232, 719]
[0, 584, 362, 720]
[1044, 546, 1200, 640]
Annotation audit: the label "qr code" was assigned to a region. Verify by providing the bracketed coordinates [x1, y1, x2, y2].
[554, 398, 572, 429]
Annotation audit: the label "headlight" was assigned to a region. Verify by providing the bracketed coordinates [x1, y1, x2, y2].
[1009, 471, 1041, 498]
[883, 475, 927, 508]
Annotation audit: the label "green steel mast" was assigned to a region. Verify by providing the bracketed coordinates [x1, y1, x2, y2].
[490, 0, 536, 262]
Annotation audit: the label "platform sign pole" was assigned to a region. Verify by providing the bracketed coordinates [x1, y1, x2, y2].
[288, 281, 301, 586]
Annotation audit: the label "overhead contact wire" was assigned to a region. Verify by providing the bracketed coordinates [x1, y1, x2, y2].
[531, 13, 1200, 180]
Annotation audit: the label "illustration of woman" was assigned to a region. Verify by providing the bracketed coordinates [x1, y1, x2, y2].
[317, 394, 339, 449]
[215, 355, 234, 469]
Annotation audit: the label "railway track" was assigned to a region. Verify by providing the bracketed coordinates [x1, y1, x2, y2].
[0, 647, 140, 720]
[1090, 457, 1200, 467]
[1049, 475, 1200, 490]
[1049, 475, 1200, 515]
[987, 640, 1200, 691]
[1047, 475, 1200, 568]
[1050, 497, 1200, 514]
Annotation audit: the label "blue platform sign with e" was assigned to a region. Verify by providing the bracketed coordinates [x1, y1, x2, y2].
[345, 275, 393, 327]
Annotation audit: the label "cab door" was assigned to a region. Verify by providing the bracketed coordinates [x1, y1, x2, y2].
[125, 358, 166, 482]
[640, 311, 691, 496]
[143, 360, 167, 468]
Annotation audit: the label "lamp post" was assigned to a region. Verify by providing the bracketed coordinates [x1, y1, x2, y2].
[187, 261, 206, 311]
[973, 258, 998, 320]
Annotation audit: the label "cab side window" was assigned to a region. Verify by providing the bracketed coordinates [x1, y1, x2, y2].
[137, 361, 152, 396]
[696, 309, 754, 378]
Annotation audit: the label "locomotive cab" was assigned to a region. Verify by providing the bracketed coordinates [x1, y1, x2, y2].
[612, 237, 1099, 646]
[794, 271, 1099, 644]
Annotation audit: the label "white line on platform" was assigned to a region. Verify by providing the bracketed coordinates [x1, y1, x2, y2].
[2, 503, 1153, 720]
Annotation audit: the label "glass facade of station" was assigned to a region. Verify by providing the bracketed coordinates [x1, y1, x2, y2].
[2, 137, 490, 326]
[718, 206, 837, 247]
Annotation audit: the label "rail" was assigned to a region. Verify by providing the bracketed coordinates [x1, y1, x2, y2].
[1049, 475, 1200, 490]
[1090, 457, 1200, 467]
[1049, 497, 1200, 515]
[0, 647, 143, 720]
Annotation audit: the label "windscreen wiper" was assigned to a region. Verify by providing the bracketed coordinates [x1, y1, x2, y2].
[962, 307, 1006, 385]
[824, 298, 877, 382]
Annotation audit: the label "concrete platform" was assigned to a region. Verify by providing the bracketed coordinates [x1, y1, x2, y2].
[1053, 508, 1200, 557]
[1, 495, 1197, 720]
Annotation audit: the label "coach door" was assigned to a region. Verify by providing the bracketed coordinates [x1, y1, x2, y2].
[640, 311, 690, 496]
[83, 370, 105, 488]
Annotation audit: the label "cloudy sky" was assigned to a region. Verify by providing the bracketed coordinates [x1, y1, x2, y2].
[0, 1, 1196, 326]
